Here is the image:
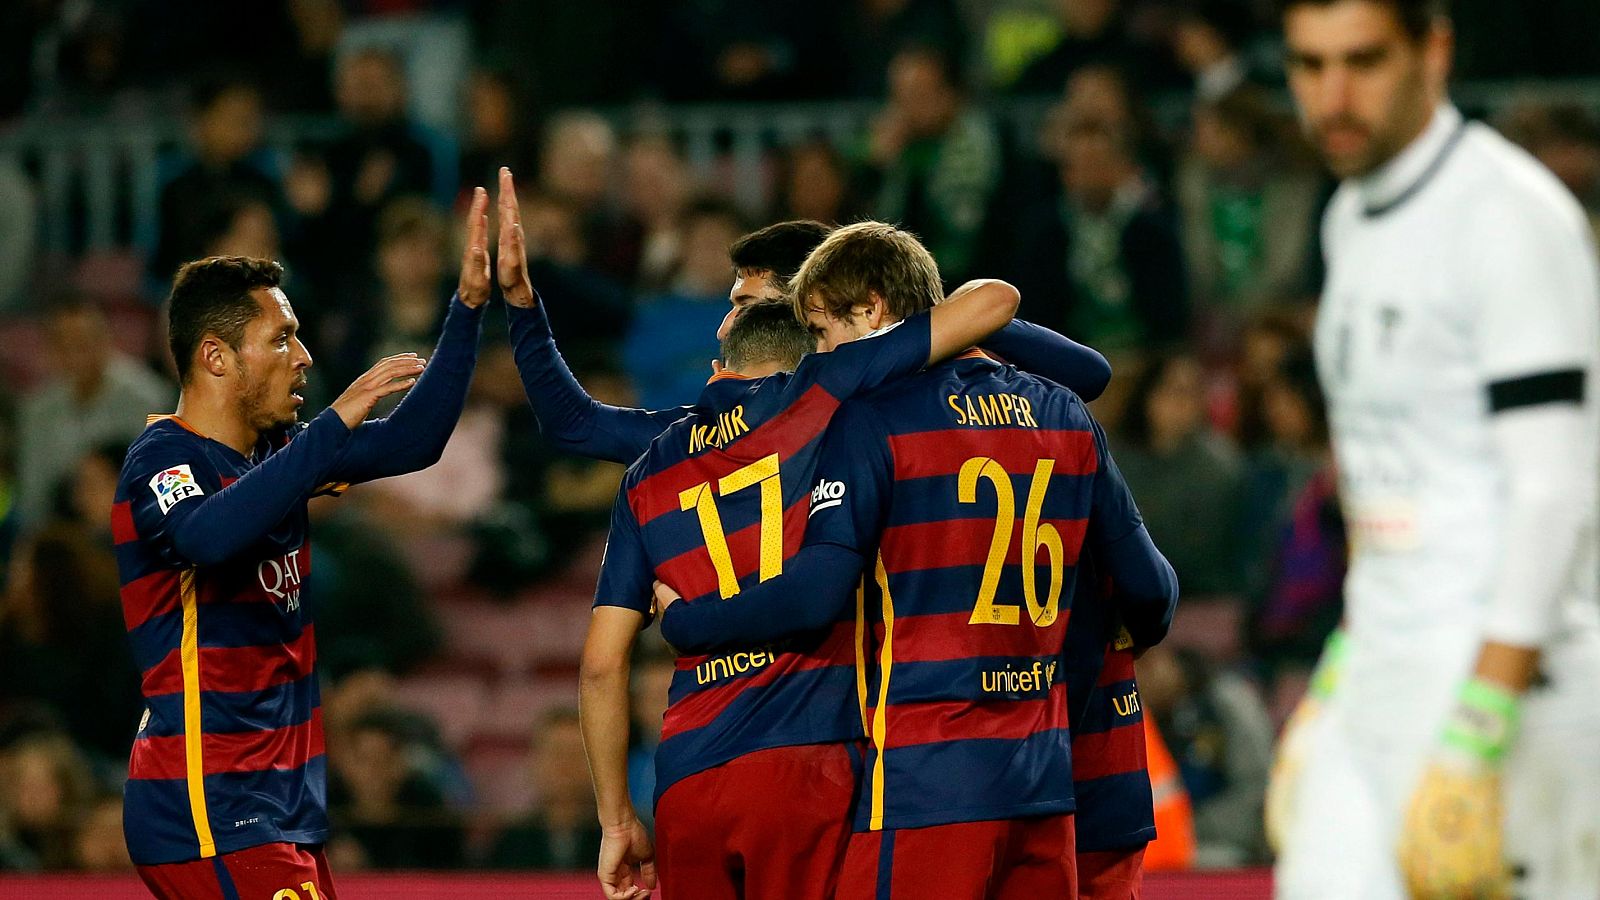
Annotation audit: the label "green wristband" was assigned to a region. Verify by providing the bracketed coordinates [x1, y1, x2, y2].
[1309, 630, 1348, 700]
[1441, 678, 1521, 765]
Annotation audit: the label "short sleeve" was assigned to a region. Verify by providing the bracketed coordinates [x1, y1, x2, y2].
[594, 487, 655, 616]
[799, 313, 931, 401]
[801, 400, 894, 556]
[1469, 190, 1600, 401]
[122, 435, 221, 565]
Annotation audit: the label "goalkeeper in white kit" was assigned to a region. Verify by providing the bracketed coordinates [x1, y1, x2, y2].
[1267, 0, 1600, 897]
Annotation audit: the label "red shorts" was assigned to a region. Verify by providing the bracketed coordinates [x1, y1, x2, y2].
[655, 742, 857, 900]
[837, 813, 1077, 900]
[137, 842, 337, 900]
[1078, 846, 1146, 900]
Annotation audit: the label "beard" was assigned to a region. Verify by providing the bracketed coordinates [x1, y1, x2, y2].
[238, 362, 299, 436]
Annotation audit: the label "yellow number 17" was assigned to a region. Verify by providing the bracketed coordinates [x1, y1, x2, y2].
[960, 456, 1064, 627]
[678, 454, 784, 599]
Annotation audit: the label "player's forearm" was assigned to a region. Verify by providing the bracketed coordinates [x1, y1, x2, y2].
[926, 279, 1019, 364]
[169, 410, 351, 566]
[981, 319, 1112, 401]
[579, 656, 638, 828]
[507, 301, 667, 463]
[660, 544, 863, 654]
[336, 294, 484, 479]
[1478, 404, 1590, 667]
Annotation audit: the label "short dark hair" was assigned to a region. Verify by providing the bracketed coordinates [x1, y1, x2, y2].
[721, 299, 813, 373]
[1278, 0, 1447, 41]
[167, 256, 283, 384]
[728, 220, 832, 289]
[189, 77, 259, 116]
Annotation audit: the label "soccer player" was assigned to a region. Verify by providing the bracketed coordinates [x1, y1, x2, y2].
[581, 231, 1024, 899]
[114, 187, 493, 899]
[656, 223, 1179, 899]
[1267, 1, 1600, 897]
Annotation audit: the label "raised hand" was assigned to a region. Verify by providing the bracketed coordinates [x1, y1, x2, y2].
[329, 353, 427, 430]
[496, 167, 536, 308]
[457, 186, 491, 308]
[597, 816, 657, 900]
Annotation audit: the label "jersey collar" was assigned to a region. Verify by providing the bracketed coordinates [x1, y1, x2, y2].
[1356, 103, 1467, 218]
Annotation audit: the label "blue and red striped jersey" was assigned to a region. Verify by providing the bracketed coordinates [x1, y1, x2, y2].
[801, 354, 1149, 831]
[1064, 560, 1155, 850]
[115, 417, 339, 865]
[595, 315, 931, 802]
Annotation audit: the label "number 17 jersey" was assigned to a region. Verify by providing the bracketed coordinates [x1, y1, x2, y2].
[596, 316, 931, 804]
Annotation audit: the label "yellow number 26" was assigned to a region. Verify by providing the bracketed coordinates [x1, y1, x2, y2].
[959, 456, 1064, 627]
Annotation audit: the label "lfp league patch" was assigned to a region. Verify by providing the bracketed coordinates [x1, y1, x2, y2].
[148, 464, 205, 514]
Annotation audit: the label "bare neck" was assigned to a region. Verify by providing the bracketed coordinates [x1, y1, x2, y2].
[174, 389, 259, 456]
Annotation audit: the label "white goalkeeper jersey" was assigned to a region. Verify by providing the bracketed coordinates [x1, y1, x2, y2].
[1314, 103, 1600, 664]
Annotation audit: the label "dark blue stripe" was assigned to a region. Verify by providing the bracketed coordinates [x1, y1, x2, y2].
[212, 856, 242, 900]
[123, 757, 331, 865]
[1075, 677, 1142, 736]
[874, 565, 1088, 619]
[856, 729, 1074, 831]
[872, 655, 1065, 705]
[653, 664, 861, 803]
[875, 829, 896, 900]
[127, 598, 311, 675]
[141, 674, 320, 739]
[1073, 769, 1155, 852]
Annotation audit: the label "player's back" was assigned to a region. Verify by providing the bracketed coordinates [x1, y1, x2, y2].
[618, 354, 898, 802]
[845, 354, 1109, 831]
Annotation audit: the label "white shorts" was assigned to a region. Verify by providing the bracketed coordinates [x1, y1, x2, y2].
[1274, 633, 1600, 900]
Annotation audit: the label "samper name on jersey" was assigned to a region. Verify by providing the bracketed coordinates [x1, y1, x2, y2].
[946, 391, 1040, 427]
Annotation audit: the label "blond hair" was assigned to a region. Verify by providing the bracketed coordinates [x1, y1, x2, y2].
[789, 221, 943, 324]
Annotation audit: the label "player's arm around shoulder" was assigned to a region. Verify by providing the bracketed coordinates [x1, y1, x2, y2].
[927, 279, 1020, 364]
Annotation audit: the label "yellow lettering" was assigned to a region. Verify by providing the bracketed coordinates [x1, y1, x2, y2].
[978, 394, 1005, 425]
[733, 652, 750, 673]
[274, 891, 302, 900]
[1017, 397, 1037, 427]
[731, 405, 749, 437]
[998, 394, 1016, 421]
[303, 883, 324, 900]
[948, 394, 966, 424]
[965, 396, 982, 424]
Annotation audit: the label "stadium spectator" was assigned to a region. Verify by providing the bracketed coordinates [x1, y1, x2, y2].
[1007, 116, 1189, 355]
[1170, 0, 1267, 102]
[1010, 0, 1140, 94]
[619, 135, 694, 293]
[1114, 352, 1245, 596]
[626, 653, 675, 828]
[834, 0, 968, 98]
[472, 0, 643, 108]
[72, 795, 132, 872]
[778, 138, 857, 226]
[487, 709, 602, 870]
[0, 732, 95, 870]
[150, 80, 284, 283]
[270, 0, 342, 113]
[458, 68, 537, 204]
[327, 708, 464, 870]
[200, 196, 283, 263]
[1241, 351, 1344, 672]
[513, 190, 633, 349]
[538, 113, 626, 280]
[652, 0, 834, 101]
[349, 198, 453, 394]
[1138, 645, 1273, 867]
[0, 522, 141, 761]
[55, 443, 122, 544]
[867, 45, 1003, 286]
[622, 199, 745, 409]
[1175, 87, 1321, 336]
[13, 298, 170, 532]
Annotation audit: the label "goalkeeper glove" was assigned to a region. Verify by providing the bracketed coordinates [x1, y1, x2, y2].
[1397, 677, 1520, 900]
[1265, 629, 1347, 852]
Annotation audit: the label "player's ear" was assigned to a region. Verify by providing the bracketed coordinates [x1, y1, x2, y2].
[198, 335, 230, 379]
[863, 291, 888, 330]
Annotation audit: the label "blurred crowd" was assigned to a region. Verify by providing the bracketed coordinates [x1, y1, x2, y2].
[2, 0, 1600, 875]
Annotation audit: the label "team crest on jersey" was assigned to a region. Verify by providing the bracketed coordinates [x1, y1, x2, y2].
[148, 465, 204, 514]
[810, 478, 846, 517]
